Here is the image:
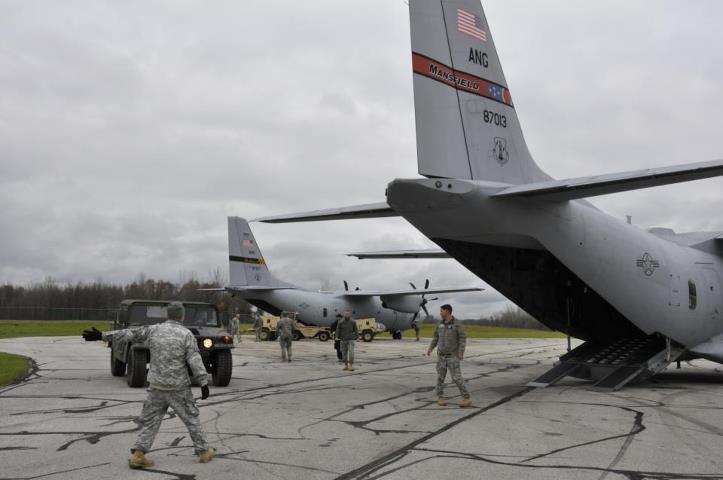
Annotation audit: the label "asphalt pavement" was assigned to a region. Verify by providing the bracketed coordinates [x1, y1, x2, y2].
[2, 335, 723, 479]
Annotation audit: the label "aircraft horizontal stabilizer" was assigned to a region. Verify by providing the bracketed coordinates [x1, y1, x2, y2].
[492, 159, 723, 201]
[254, 202, 396, 224]
[347, 249, 450, 259]
[342, 287, 482, 297]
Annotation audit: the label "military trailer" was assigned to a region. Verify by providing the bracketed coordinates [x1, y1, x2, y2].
[108, 300, 234, 388]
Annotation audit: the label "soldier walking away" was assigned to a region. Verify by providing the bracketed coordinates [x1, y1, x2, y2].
[254, 314, 262, 342]
[277, 314, 294, 362]
[426, 304, 471, 408]
[229, 313, 241, 343]
[81, 301, 215, 468]
[336, 310, 358, 371]
[330, 313, 343, 362]
[412, 320, 421, 341]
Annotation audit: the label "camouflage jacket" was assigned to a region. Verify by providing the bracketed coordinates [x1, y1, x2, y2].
[229, 317, 240, 333]
[277, 317, 294, 339]
[103, 320, 207, 389]
[429, 317, 466, 356]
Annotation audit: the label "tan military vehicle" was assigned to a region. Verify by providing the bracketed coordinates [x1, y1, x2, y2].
[259, 312, 332, 342]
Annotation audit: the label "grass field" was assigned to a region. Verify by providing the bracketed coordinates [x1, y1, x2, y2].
[0, 320, 110, 340]
[0, 352, 32, 386]
[376, 323, 565, 339]
[240, 322, 564, 339]
[0, 320, 564, 341]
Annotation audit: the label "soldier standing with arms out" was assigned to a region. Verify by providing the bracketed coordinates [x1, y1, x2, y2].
[330, 313, 343, 362]
[277, 313, 294, 362]
[426, 304, 472, 408]
[336, 310, 358, 371]
[81, 302, 215, 469]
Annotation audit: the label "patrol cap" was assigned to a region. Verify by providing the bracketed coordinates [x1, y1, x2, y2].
[167, 301, 185, 320]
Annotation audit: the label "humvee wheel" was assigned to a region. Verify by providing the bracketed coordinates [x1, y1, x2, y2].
[361, 330, 374, 343]
[317, 331, 330, 342]
[212, 349, 232, 387]
[259, 328, 270, 341]
[110, 346, 126, 376]
[126, 348, 148, 388]
[292, 330, 302, 341]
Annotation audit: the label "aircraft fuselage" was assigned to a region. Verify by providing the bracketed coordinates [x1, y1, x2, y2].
[387, 177, 723, 348]
[234, 289, 418, 333]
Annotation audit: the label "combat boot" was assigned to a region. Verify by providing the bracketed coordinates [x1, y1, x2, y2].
[128, 450, 154, 469]
[199, 447, 216, 463]
[436, 397, 447, 407]
[459, 397, 472, 408]
[348, 364, 355, 371]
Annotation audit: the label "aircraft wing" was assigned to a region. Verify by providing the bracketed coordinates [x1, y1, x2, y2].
[341, 287, 482, 297]
[492, 159, 723, 201]
[199, 286, 296, 292]
[255, 202, 397, 224]
[347, 249, 450, 259]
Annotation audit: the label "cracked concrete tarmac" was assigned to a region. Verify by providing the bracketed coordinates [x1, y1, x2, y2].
[2, 336, 723, 480]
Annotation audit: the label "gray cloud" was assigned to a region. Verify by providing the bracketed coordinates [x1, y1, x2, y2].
[1, 0, 722, 318]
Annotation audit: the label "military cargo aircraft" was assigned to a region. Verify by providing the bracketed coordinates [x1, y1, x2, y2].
[209, 217, 481, 338]
[255, 0, 723, 390]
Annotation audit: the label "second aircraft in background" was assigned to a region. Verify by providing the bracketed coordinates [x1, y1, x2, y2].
[205, 217, 482, 338]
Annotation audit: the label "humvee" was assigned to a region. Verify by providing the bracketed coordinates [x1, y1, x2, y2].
[108, 300, 234, 388]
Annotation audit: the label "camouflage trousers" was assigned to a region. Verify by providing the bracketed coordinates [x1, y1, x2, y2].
[436, 354, 469, 398]
[340, 340, 355, 364]
[279, 336, 292, 360]
[134, 388, 208, 454]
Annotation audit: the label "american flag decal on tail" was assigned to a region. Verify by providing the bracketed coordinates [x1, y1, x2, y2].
[457, 8, 487, 42]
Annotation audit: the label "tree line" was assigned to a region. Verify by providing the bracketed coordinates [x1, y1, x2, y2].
[0, 274, 251, 321]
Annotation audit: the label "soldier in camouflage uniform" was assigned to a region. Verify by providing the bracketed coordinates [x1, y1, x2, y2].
[426, 304, 472, 408]
[229, 313, 241, 343]
[277, 314, 294, 362]
[82, 302, 216, 469]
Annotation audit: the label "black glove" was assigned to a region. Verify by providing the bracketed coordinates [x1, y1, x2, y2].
[201, 384, 210, 400]
[82, 327, 102, 342]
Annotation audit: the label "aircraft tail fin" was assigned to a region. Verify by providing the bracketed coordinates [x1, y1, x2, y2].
[228, 216, 288, 288]
[410, 0, 549, 184]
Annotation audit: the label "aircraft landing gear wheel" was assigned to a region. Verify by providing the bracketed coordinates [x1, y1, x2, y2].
[392, 331, 402, 340]
[318, 331, 330, 342]
[362, 330, 374, 342]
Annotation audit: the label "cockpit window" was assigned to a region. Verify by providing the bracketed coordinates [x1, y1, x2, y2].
[689, 280, 697, 310]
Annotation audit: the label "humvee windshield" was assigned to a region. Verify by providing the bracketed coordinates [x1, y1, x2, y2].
[127, 305, 168, 325]
[184, 306, 220, 327]
[125, 304, 219, 327]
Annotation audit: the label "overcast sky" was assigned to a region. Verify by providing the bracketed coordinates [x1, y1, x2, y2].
[1, 0, 723, 318]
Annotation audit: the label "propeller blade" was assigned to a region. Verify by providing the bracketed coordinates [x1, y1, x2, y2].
[409, 282, 416, 290]
[429, 297, 439, 302]
[411, 311, 418, 323]
[422, 304, 430, 316]
[343, 280, 349, 291]
[424, 278, 430, 290]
